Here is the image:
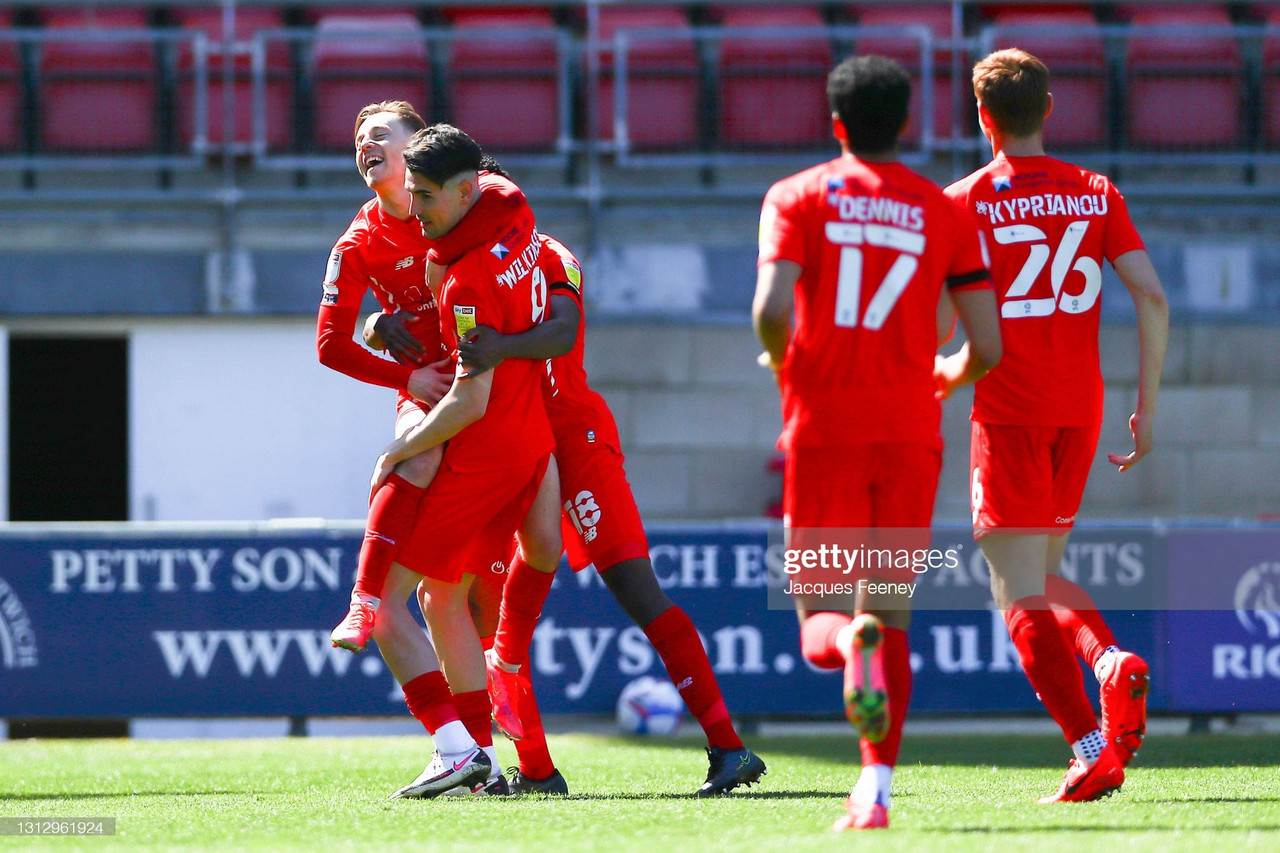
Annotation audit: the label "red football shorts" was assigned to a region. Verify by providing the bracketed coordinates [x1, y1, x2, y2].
[397, 453, 550, 584]
[969, 421, 1101, 537]
[557, 443, 649, 573]
[784, 442, 940, 584]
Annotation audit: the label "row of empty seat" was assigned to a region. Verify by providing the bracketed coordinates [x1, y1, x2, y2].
[2, 4, 1279, 157]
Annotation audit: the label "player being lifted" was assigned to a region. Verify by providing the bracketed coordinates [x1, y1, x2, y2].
[943, 49, 1169, 803]
[754, 55, 1001, 831]
[372, 230, 767, 797]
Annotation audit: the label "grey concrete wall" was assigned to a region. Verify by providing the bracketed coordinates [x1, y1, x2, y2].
[585, 321, 1280, 524]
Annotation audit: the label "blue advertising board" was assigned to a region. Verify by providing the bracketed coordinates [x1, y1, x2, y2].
[0, 522, 1276, 719]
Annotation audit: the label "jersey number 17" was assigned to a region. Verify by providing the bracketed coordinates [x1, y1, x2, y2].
[826, 221, 924, 330]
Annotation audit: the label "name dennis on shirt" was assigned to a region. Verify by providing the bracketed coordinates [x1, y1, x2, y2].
[830, 194, 925, 232]
[496, 229, 542, 289]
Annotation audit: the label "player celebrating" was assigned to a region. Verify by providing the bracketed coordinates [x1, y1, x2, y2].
[385, 231, 766, 796]
[943, 49, 1169, 803]
[318, 101, 531, 656]
[754, 56, 1001, 831]
[368, 123, 563, 799]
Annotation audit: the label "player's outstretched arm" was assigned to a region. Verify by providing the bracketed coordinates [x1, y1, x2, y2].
[456, 293, 581, 379]
[1109, 249, 1169, 472]
[934, 287, 1002, 398]
[371, 367, 495, 489]
[753, 260, 800, 377]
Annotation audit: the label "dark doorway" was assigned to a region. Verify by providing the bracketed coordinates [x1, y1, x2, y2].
[8, 337, 129, 521]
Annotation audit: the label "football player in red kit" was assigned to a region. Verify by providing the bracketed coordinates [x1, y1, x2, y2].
[944, 49, 1168, 804]
[316, 101, 531, 656]
[754, 56, 1002, 831]
[372, 232, 767, 797]
[368, 124, 563, 799]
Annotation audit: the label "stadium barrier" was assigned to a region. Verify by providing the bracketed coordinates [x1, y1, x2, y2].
[2, 520, 1277, 721]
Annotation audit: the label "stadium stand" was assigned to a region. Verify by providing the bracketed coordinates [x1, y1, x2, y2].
[0, 10, 20, 152]
[39, 7, 159, 152]
[595, 5, 702, 152]
[984, 8, 1109, 148]
[308, 13, 430, 153]
[174, 7, 292, 153]
[715, 5, 833, 149]
[1124, 6, 1244, 148]
[1264, 8, 1280, 147]
[851, 4, 956, 146]
[445, 8, 563, 152]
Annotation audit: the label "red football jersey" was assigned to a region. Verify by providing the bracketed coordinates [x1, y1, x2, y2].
[945, 154, 1144, 427]
[759, 156, 991, 450]
[533, 234, 623, 452]
[316, 198, 441, 391]
[437, 216, 554, 472]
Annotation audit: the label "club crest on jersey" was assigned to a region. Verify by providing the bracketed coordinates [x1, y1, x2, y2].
[454, 305, 476, 337]
[490, 243, 510, 261]
[394, 256, 415, 270]
[992, 175, 1013, 192]
[826, 175, 846, 206]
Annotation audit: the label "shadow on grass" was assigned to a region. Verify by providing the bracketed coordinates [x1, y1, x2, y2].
[610, 733, 1280, 769]
[0, 790, 258, 801]
[925, 824, 1280, 834]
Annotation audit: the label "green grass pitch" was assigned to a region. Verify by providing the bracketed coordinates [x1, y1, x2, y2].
[1, 731, 1277, 851]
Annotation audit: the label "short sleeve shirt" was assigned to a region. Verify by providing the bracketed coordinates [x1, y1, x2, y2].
[759, 155, 991, 450]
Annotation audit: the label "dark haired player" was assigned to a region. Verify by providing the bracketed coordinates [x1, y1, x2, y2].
[754, 55, 1002, 831]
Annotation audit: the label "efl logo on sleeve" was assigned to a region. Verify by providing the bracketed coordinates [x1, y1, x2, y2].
[564, 260, 582, 291]
[454, 305, 476, 337]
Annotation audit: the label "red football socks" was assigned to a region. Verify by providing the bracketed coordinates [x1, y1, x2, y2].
[645, 606, 743, 751]
[402, 671, 459, 734]
[493, 557, 556, 667]
[1045, 574, 1118, 669]
[513, 677, 557, 780]
[799, 611, 854, 670]
[353, 473, 427, 599]
[860, 626, 912, 768]
[453, 689, 494, 749]
[1005, 596, 1100, 743]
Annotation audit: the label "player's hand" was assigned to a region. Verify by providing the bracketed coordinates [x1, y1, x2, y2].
[374, 312, 427, 366]
[370, 452, 396, 500]
[756, 351, 781, 385]
[933, 353, 960, 400]
[457, 326, 507, 379]
[407, 358, 453, 406]
[1108, 411, 1153, 472]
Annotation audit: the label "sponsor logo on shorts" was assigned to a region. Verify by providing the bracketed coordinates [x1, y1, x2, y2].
[564, 490, 602, 544]
[1055, 516, 1077, 525]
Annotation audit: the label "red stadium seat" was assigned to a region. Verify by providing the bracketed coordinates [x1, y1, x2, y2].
[717, 6, 833, 149]
[309, 14, 429, 153]
[851, 5, 955, 145]
[446, 9, 561, 151]
[596, 5, 700, 151]
[174, 8, 292, 152]
[0, 11, 20, 151]
[39, 8, 158, 152]
[1125, 7, 1243, 147]
[988, 9, 1108, 148]
[1264, 10, 1280, 146]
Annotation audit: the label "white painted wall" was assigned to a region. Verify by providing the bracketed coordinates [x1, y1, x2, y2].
[129, 319, 397, 521]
